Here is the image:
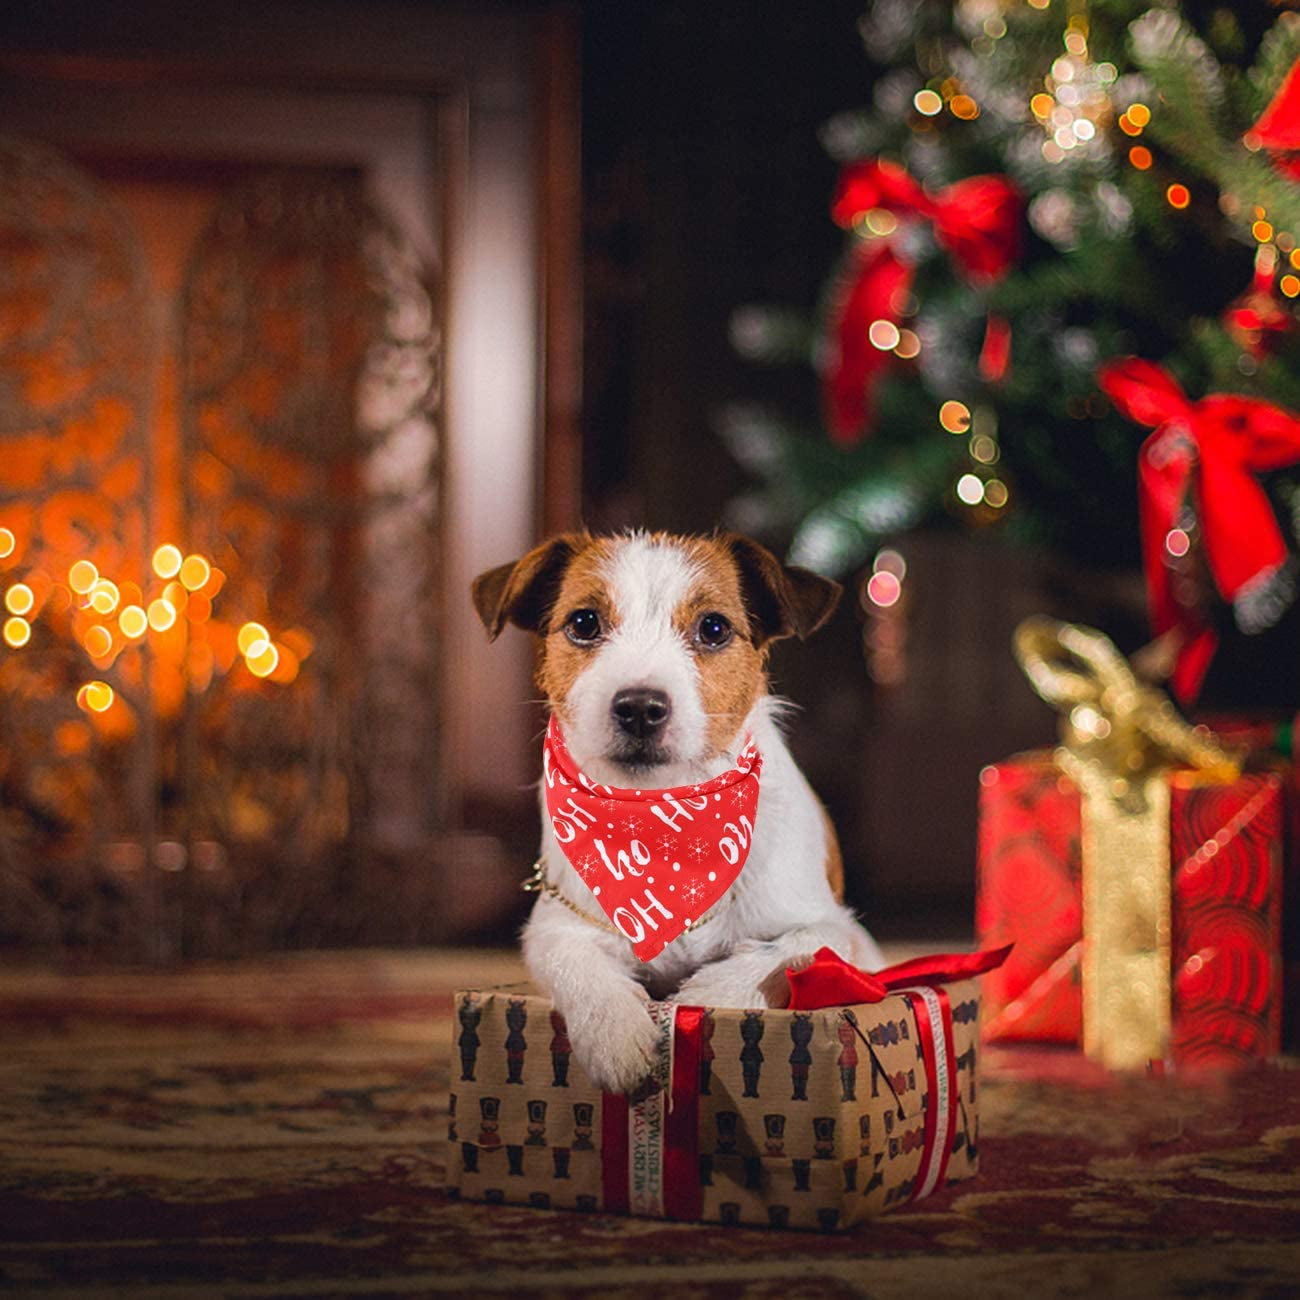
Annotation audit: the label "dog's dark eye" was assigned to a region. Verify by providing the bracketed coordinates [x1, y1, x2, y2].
[696, 612, 732, 648]
[564, 608, 602, 645]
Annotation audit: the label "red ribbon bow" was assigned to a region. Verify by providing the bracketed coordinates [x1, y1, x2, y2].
[1098, 357, 1300, 704]
[785, 943, 1012, 1010]
[1247, 54, 1300, 180]
[824, 158, 1023, 444]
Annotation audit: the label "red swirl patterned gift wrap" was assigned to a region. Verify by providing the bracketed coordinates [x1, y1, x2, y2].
[976, 752, 1284, 1069]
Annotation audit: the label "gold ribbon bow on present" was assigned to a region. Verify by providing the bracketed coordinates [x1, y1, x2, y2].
[1012, 618, 1242, 1070]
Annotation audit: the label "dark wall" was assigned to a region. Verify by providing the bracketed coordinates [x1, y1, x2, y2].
[582, 1, 870, 529]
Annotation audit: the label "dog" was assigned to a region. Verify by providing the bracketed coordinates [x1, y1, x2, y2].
[472, 530, 884, 1093]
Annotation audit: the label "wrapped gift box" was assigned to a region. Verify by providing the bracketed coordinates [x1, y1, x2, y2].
[1196, 714, 1300, 1048]
[448, 975, 984, 1231]
[977, 751, 1284, 1067]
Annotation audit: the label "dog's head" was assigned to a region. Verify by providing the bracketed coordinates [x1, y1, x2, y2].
[472, 532, 840, 784]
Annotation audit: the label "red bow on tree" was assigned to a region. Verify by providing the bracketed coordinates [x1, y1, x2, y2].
[1247, 55, 1300, 180]
[1098, 357, 1300, 704]
[824, 158, 1023, 444]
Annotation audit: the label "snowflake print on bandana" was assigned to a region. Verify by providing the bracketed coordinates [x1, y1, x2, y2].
[542, 716, 762, 961]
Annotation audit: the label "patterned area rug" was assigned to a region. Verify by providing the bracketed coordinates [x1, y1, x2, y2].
[2, 949, 1298, 1299]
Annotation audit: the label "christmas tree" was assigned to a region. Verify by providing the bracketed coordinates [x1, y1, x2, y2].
[725, 1, 1300, 704]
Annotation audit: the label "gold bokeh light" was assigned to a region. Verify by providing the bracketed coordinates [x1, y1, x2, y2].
[69, 561, 98, 595]
[147, 599, 177, 632]
[179, 554, 211, 592]
[5, 583, 34, 616]
[83, 625, 113, 658]
[3, 616, 31, 648]
[77, 680, 115, 713]
[152, 544, 183, 579]
[246, 640, 280, 678]
[119, 605, 148, 639]
[237, 622, 269, 656]
[939, 400, 972, 434]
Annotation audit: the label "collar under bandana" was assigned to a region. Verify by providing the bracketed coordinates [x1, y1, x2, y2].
[542, 715, 763, 962]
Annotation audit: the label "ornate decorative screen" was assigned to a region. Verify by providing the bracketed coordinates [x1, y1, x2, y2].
[0, 140, 441, 957]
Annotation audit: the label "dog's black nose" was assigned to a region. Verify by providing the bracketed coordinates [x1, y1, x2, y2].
[611, 688, 671, 739]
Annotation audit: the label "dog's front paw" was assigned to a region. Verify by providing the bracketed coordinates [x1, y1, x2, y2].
[671, 958, 770, 1011]
[566, 990, 662, 1094]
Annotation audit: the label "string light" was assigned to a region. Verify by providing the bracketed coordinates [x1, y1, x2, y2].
[152, 545, 183, 580]
[865, 571, 902, 608]
[1129, 146, 1153, 170]
[0, 529, 14, 559]
[118, 605, 148, 639]
[970, 434, 999, 464]
[5, 583, 34, 616]
[1166, 184, 1191, 210]
[147, 598, 177, 632]
[179, 554, 211, 592]
[939, 400, 972, 434]
[1127, 103, 1151, 129]
[76, 681, 114, 713]
[89, 579, 120, 615]
[1253, 219, 1274, 242]
[83, 625, 113, 658]
[1165, 528, 1191, 557]
[237, 622, 269, 655]
[949, 94, 979, 120]
[984, 479, 1010, 509]
[913, 89, 942, 116]
[868, 319, 901, 350]
[956, 473, 985, 505]
[3, 616, 30, 648]
[68, 561, 98, 595]
[1281, 274, 1300, 298]
[895, 329, 921, 359]
[245, 640, 280, 678]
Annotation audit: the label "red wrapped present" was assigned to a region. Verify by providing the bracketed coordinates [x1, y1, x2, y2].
[1192, 713, 1300, 1049]
[976, 619, 1284, 1071]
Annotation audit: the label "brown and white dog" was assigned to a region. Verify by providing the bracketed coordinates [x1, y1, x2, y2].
[472, 531, 884, 1093]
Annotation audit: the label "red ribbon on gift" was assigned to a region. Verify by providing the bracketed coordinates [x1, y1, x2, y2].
[785, 943, 1013, 1010]
[1098, 357, 1300, 704]
[824, 158, 1023, 443]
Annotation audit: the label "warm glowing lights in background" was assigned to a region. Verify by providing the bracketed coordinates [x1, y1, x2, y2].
[1166, 527, 1191, 558]
[119, 605, 148, 639]
[864, 548, 906, 609]
[868, 319, 901, 351]
[1, 537, 304, 726]
[76, 680, 114, 713]
[913, 89, 942, 117]
[939, 400, 972, 434]
[1128, 146, 1153, 171]
[147, 597, 177, 632]
[5, 583, 34, 616]
[179, 554, 210, 591]
[83, 625, 113, 659]
[1166, 184, 1191, 210]
[68, 560, 98, 595]
[152, 544, 182, 579]
[1029, 16, 1116, 166]
[862, 548, 908, 687]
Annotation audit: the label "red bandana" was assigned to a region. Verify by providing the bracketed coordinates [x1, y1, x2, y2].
[542, 716, 762, 962]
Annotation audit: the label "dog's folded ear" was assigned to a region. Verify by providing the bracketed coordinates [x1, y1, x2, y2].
[471, 535, 581, 639]
[726, 534, 842, 646]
